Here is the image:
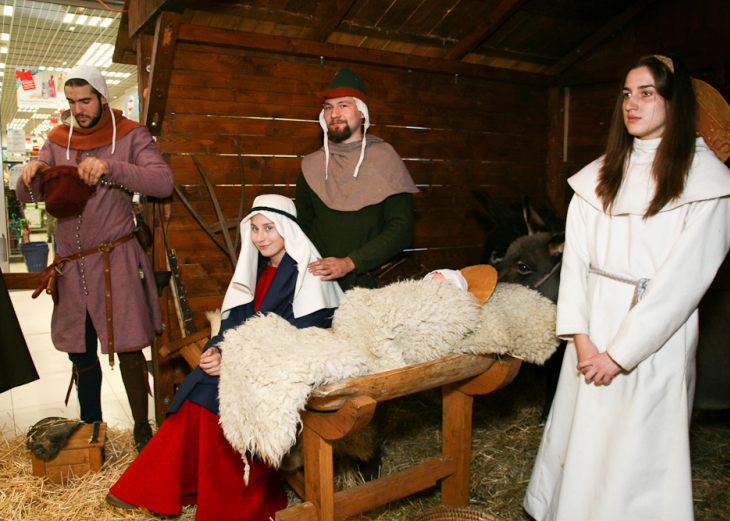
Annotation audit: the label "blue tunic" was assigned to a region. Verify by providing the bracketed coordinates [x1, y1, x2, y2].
[168, 253, 335, 416]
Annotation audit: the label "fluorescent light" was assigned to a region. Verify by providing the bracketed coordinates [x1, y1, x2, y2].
[64, 68, 71, 72]
[88, 17, 100, 26]
[101, 70, 108, 75]
[101, 18, 113, 27]
[38, 66, 45, 70]
[1, 33, 8, 41]
[0, 72, 4, 76]
[123, 72, 131, 78]
[0, 63, 5, 68]
[4, 6, 13, 16]
[0, 48, 7, 54]
[47, 67, 55, 71]
[76, 15, 88, 25]
[63, 13, 75, 23]
[69, 27, 75, 31]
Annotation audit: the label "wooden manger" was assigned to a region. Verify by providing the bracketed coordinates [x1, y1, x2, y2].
[278, 353, 521, 521]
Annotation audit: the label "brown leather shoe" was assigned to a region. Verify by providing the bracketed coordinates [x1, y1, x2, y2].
[105, 492, 138, 510]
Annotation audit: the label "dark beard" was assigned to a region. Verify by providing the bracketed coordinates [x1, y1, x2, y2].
[79, 105, 104, 129]
[328, 123, 352, 144]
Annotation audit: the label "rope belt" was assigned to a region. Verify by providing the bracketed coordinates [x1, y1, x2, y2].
[33, 233, 135, 367]
[589, 267, 650, 310]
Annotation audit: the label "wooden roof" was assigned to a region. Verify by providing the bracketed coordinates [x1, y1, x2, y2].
[118, 0, 656, 76]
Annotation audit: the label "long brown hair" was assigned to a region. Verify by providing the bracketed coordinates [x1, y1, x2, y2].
[597, 55, 696, 217]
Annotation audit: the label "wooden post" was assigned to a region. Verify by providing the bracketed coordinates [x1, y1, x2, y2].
[441, 384, 473, 505]
[303, 424, 335, 521]
[546, 85, 568, 217]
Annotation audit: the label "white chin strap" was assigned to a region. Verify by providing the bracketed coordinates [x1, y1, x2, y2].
[319, 97, 370, 180]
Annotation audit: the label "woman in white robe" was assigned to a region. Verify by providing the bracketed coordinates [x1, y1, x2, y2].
[524, 55, 730, 521]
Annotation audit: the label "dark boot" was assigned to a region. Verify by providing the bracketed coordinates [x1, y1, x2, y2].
[118, 351, 152, 452]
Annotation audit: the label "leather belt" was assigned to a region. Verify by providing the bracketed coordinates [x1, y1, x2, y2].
[33, 233, 134, 367]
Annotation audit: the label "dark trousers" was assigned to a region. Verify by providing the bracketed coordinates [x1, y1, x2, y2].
[69, 313, 149, 424]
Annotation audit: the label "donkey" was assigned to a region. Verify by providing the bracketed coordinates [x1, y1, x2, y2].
[474, 191, 565, 417]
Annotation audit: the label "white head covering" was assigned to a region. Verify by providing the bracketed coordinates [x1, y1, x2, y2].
[319, 97, 370, 180]
[64, 65, 116, 160]
[220, 194, 343, 318]
[423, 269, 469, 292]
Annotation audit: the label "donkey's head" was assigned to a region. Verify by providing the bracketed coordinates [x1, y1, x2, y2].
[475, 191, 565, 303]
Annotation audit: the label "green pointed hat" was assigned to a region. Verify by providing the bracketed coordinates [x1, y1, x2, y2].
[317, 68, 368, 106]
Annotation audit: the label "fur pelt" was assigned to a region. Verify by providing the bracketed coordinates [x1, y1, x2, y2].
[205, 309, 222, 337]
[26, 417, 83, 459]
[217, 313, 371, 482]
[218, 279, 558, 477]
[334, 279, 482, 372]
[458, 283, 560, 364]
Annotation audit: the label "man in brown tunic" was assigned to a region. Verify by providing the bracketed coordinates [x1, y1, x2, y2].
[17, 65, 174, 450]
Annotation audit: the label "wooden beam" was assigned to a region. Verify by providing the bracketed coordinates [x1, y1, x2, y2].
[310, 0, 357, 42]
[2, 272, 39, 290]
[545, 0, 657, 76]
[546, 86, 568, 216]
[195, 2, 320, 27]
[444, 0, 527, 61]
[112, 0, 137, 65]
[128, 0, 188, 38]
[145, 11, 181, 135]
[337, 20, 456, 48]
[176, 24, 555, 86]
[136, 33, 153, 119]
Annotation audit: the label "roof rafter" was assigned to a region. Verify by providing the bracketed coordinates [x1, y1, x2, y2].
[443, 0, 527, 61]
[310, 0, 357, 42]
[545, 0, 657, 76]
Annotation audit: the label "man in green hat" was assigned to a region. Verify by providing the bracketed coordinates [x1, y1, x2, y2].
[296, 68, 419, 291]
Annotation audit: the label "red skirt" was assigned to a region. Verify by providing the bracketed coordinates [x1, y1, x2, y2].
[110, 400, 287, 521]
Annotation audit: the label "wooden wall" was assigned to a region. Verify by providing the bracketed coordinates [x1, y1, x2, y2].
[140, 23, 552, 417]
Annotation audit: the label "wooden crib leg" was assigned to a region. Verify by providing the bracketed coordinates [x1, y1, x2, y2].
[441, 384, 473, 505]
[303, 423, 335, 521]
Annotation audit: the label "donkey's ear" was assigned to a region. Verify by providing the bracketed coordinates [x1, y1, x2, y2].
[490, 251, 505, 266]
[522, 195, 546, 235]
[548, 232, 565, 256]
[474, 190, 516, 226]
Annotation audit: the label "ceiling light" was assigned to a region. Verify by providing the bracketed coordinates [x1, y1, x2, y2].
[38, 66, 45, 70]
[1, 33, 8, 41]
[123, 73, 131, 78]
[88, 17, 100, 26]
[0, 72, 4, 76]
[47, 67, 55, 71]
[101, 70, 108, 76]
[63, 13, 75, 23]
[101, 18, 113, 28]
[69, 27, 75, 31]
[76, 15, 88, 25]
[0, 48, 7, 54]
[64, 68, 71, 72]
[4, 6, 13, 16]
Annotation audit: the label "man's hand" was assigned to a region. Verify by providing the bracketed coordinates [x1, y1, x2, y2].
[22, 160, 50, 187]
[77, 157, 109, 186]
[577, 352, 622, 385]
[308, 256, 355, 281]
[200, 347, 222, 376]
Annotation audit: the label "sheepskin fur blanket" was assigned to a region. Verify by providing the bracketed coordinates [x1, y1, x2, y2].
[218, 280, 558, 479]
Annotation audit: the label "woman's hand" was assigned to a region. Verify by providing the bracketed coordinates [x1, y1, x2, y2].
[200, 347, 222, 376]
[574, 334, 599, 364]
[577, 352, 622, 385]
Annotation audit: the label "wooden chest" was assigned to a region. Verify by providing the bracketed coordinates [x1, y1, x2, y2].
[30, 422, 106, 483]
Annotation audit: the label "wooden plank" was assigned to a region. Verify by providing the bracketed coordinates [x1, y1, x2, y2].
[334, 456, 457, 519]
[310, 0, 357, 42]
[444, 0, 527, 61]
[112, 0, 137, 65]
[307, 354, 496, 411]
[441, 386, 472, 505]
[2, 272, 39, 290]
[546, 85, 567, 216]
[165, 154, 302, 185]
[301, 396, 377, 440]
[128, 0, 187, 38]
[545, 0, 658, 76]
[175, 24, 554, 86]
[453, 357, 522, 395]
[145, 11, 181, 135]
[136, 33, 153, 118]
[303, 425, 335, 521]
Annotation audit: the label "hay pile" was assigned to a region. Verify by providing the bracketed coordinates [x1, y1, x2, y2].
[2, 368, 729, 521]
